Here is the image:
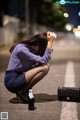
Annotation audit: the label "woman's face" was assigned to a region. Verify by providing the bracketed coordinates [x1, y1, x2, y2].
[31, 44, 39, 53]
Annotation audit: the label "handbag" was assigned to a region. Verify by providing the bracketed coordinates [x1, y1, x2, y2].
[58, 87, 80, 102]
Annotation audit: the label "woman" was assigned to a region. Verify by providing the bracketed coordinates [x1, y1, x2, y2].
[4, 31, 57, 109]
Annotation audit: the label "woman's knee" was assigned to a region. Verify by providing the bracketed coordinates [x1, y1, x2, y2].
[43, 64, 50, 74]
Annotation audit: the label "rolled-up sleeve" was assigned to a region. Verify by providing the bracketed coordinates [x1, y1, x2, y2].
[17, 45, 53, 64]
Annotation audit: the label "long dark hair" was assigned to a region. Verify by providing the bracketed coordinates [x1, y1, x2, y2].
[9, 32, 48, 56]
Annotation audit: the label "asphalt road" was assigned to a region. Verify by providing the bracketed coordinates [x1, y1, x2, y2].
[0, 61, 80, 120]
[0, 33, 80, 120]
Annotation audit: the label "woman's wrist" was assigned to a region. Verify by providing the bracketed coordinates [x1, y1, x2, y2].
[47, 31, 57, 49]
[47, 40, 53, 49]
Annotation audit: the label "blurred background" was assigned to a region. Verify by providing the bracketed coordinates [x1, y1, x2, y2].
[0, 0, 80, 46]
[0, 1, 80, 119]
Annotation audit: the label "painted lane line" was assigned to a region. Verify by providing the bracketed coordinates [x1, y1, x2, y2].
[60, 61, 78, 120]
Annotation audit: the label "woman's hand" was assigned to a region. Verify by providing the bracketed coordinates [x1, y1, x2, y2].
[47, 31, 57, 41]
[47, 31, 57, 49]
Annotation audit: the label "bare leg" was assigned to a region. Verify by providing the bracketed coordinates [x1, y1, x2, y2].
[19, 64, 50, 94]
[25, 64, 50, 83]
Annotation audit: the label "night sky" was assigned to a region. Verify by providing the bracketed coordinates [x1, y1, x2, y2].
[64, 4, 80, 27]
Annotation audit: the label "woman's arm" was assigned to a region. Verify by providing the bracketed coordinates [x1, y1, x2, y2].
[47, 31, 57, 49]
[17, 45, 52, 64]
[17, 32, 57, 64]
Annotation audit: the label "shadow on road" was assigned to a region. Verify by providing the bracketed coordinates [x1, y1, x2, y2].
[9, 93, 58, 104]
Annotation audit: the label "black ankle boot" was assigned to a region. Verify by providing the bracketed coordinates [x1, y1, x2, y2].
[28, 97, 35, 110]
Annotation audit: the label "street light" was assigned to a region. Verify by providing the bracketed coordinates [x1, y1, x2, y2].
[78, 12, 80, 16]
[65, 23, 73, 31]
[64, 13, 69, 18]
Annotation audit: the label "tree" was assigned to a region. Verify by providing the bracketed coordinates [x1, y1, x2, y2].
[20, 0, 68, 34]
[37, 0, 68, 31]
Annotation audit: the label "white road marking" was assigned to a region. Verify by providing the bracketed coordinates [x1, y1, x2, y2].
[60, 61, 78, 120]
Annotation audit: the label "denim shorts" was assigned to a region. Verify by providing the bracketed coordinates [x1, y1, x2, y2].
[4, 70, 27, 93]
